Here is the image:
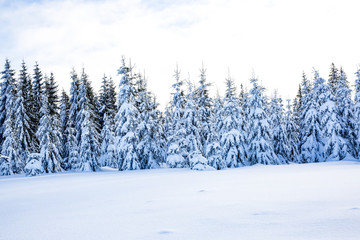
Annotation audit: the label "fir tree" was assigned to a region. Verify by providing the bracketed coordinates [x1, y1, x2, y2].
[299, 71, 323, 163]
[166, 66, 188, 168]
[284, 99, 300, 162]
[328, 63, 339, 95]
[60, 90, 70, 167]
[32, 62, 43, 133]
[115, 58, 140, 170]
[14, 61, 35, 165]
[99, 113, 117, 168]
[247, 76, 280, 165]
[184, 80, 209, 170]
[135, 73, 164, 169]
[320, 86, 347, 161]
[218, 73, 247, 167]
[0, 59, 16, 151]
[269, 92, 289, 163]
[194, 64, 212, 154]
[354, 67, 360, 158]
[36, 88, 63, 173]
[77, 76, 100, 171]
[66, 69, 81, 170]
[335, 68, 356, 158]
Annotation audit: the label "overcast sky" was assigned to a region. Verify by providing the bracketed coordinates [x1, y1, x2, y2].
[1, 0, 359, 108]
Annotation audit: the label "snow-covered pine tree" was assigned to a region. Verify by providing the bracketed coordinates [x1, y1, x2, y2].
[218, 72, 247, 167]
[298, 71, 323, 163]
[335, 68, 356, 159]
[194, 64, 212, 154]
[60, 90, 70, 168]
[115, 58, 140, 170]
[206, 97, 225, 170]
[320, 82, 347, 161]
[183, 79, 210, 170]
[284, 99, 300, 162]
[65, 69, 81, 170]
[32, 62, 43, 134]
[354, 67, 360, 158]
[14, 61, 36, 165]
[328, 63, 339, 96]
[36, 84, 63, 173]
[77, 75, 100, 171]
[135, 73, 164, 169]
[166, 66, 188, 168]
[78, 105, 100, 172]
[247, 76, 280, 165]
[269, 91, 289, 163]
[0, 60, 19, 175]
[99, 75, 117, 130]
[99, 113, 117, 168]
[0, 59, 16, 151]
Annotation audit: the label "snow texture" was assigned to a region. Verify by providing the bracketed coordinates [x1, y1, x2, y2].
[1, 160, 360, 240]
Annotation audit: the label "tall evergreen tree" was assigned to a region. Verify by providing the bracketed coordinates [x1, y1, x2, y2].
[218, 73, 247, 167]
[269, 92, 289, 163]
[14, 61, 35, 165]
[32, 62, 43, 134]
[135, 73, 164, 169]
[166, 66, 188, 168]
[328, 63, 339, 95]
[335, 68, 356, 158]
[99, 113, 117, 168]
[77, 76, 100, 171]
[66, 69, 81, 170]
[0, 59, 16, 150]
[115, 58, 140, 170]
[354, 67, 360, 158]
[194, 64, 212, 154]
[247, 76, 280, 165]
[36, 86, 63, 173]
[0, 60, 19, 175]
[299, 71, 323, 163]
[284, 99, 300, 162]
[59, 90, 70, 167]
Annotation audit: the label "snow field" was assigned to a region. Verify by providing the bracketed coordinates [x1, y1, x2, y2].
[1, 161, 360, 240]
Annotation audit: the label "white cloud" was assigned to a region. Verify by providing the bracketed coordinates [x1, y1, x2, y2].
[1, 0, 360, 107]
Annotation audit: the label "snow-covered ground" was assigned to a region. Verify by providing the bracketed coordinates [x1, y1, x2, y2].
[1, 161, 360, 240]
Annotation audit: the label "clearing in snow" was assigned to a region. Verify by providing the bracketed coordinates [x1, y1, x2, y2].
[1, 161, 360, 240]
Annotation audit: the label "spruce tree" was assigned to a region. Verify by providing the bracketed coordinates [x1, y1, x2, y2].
[0, 59, 16, 151]
[0, 60, 18, 175]
[284, 99, 300, 162]
[194, 64, 212, 154]
[77, 76, 100, 171]
[135, 73, 164, 169]
[269, 92, 289, 163]
[166, 66, 188, 168]
[14, 61, 35, 165]
[184, 80, 210, 170]
[335, 68, 356, 158]
[247, 76, 280, 165]
[299, 71, 323, 163]
[60, 90, 70, 167]
[115, 58, 140, 170]
[36, 86, 63, 173]
[99, 113, 117, 168]
[320, 85, 347, 161]
[32, 62, 43, 134]
[218, 74, 247, 167]
[328, 63, 339, 95]
[354, 68, 360, 158]
[66, 69, 80, 170]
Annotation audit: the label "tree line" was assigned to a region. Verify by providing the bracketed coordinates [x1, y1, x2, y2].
[0, 58, 359, 176]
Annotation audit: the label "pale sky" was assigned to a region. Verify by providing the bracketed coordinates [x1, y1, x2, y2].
[1, 0, 359, 108]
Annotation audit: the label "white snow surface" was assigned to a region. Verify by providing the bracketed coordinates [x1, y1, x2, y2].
[1, 161, 360, 240]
